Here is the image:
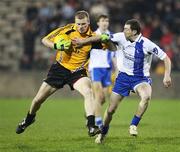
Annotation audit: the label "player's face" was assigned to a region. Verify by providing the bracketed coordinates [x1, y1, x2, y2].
[75, 17, 90, 34]
[97, 18, 109, 31]
[123, 24, 134, 40]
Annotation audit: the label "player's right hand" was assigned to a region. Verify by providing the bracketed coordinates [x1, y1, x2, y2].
[100, 33, 110, 42]
[55, 39, 71, 51]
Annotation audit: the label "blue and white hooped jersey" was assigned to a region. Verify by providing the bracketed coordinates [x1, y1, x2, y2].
[88, 29, 115, 71]
[111, 32, 167, 76]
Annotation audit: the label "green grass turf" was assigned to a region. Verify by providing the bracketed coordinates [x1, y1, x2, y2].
[0, 98, 180, 152]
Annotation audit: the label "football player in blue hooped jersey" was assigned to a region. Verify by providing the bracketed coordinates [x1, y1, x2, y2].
[95, 19, 172, 143]
[88, 14, 116, 131]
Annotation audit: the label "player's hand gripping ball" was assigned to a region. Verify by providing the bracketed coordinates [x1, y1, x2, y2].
[54, 34, 71, 51]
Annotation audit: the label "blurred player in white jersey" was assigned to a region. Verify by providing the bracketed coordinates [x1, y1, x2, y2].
[95, 19, 172, 143]
[89, 15, 116, 130]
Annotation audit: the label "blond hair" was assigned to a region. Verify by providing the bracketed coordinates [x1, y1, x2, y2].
[75, 10, 90, 21]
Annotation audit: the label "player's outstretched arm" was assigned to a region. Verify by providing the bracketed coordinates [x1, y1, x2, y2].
[75, 34, 110, 44]
[72, 35, 101, 46]
[72, 34, 117, 51]
[163, 55, 172, 88]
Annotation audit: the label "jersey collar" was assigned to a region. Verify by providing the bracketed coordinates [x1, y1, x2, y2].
[134, 33, 142, 42]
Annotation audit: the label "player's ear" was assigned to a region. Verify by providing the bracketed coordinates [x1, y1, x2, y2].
[97, 21, 100, 27]
[133, 30, 137, 36]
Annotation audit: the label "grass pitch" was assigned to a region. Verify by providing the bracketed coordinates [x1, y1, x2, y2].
[0, 98, 180, 152]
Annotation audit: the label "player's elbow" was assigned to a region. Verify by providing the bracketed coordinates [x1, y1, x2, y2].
[41, 37, 47, 45]
[164, 54, 169, 60]
[41, 37, 52, 48]
[163, 55, 171, 65]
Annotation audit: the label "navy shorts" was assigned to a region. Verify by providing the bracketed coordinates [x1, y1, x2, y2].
[44, 62, 87, 90]
[112, 72, 152, 97]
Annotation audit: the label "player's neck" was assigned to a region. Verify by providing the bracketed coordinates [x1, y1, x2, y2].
[99, 28, 107, 33]
[129, 34, 139, 42]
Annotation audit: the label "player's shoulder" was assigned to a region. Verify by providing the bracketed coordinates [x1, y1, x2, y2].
[59, 23, 76, 34]
[111, 32, 125, 42]
[141, 36, 150, 42]
[113, 32, 125, 38]
[47, 24, 74, 36]
[50, 24, 75, 34]
[113, 32, 124, 36]
[141, 36, 154, 45]
[141, 35, 161, 51]
[63, 23, 75, 30]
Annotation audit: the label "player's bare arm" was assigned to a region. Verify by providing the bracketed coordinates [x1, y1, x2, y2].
[72, 35, 117, 51]
[163, 55, 172, 88]
[72, 35, 101, 46]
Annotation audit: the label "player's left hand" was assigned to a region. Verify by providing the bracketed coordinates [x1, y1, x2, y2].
[163, 75, 172, 88]
[72, 38, 84, 48]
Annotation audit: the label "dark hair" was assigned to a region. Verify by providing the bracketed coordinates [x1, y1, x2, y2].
[75, 10, 89, 20]
[96, 14, 109, 22]
[125, 19, 141, 35]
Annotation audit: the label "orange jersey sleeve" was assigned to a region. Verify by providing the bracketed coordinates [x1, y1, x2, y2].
[44, 24, 75, 42]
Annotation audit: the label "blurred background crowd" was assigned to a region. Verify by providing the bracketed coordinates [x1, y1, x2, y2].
[0, 0, 180, 73]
